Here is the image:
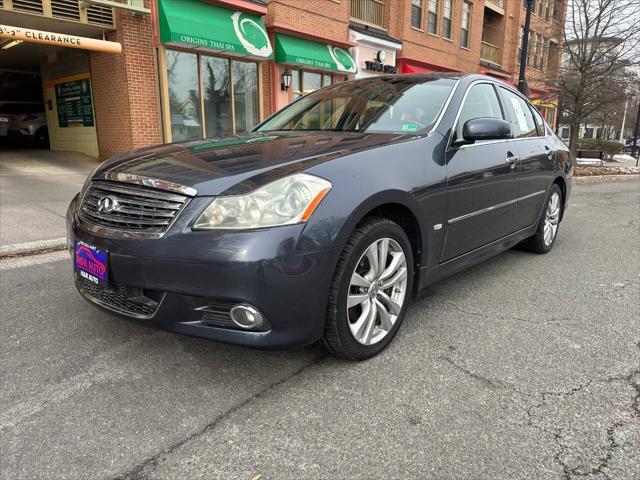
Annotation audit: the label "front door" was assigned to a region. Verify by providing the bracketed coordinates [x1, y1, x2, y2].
[441, 82, 519, 262]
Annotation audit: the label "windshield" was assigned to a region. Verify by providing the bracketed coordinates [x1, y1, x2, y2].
[255, 77, 456, 134]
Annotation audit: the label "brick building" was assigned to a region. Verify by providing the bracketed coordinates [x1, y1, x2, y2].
[0, 0, 567, 160]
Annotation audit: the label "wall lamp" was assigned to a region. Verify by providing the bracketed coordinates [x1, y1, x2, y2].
[281, 68, 292, 92]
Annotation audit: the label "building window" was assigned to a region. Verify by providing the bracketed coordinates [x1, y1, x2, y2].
[544, 0, 551, 21]
[411, 0, 423, 29]
[443, 0, 453, 39]
[532, 33, 539, 68]
[291, 70, 333, 101]
[232, 61, 259, 134]
[584, 127, 594, 138]
[553, 0, 560, 20]
[428, 0, 438, 34]
[201, 55, 232, 138]
[460, 1, 471, 48]
[165, 49, 259, 142]
[537, 0, 543, 16]
[166, 50, 201, 142]
[560, 127, 569, 139]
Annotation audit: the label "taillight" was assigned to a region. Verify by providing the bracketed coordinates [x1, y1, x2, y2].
[21, 115, 38, 122]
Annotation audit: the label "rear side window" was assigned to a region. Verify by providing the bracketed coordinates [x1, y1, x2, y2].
[530, 105, 546, 136]
[455, 83, 503, 140]
[500, 88, 537, 138]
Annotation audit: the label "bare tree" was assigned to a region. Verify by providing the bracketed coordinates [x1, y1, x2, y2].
[552, 0, 640, 156]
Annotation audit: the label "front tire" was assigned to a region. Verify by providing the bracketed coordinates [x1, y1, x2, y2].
[322, 217, 414, 360]
[518, 184, 562, 254]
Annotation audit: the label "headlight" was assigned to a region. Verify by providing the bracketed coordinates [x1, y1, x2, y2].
[193, 173, 332, 230]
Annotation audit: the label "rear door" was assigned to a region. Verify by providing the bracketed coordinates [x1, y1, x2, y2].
[498, 87, 552, 230]
[441, 82, 519, 262]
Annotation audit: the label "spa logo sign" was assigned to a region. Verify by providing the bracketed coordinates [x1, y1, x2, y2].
[231, 12, 273, 58]
[328, 45, 357, 73]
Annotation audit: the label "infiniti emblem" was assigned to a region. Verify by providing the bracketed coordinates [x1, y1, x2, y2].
[97, 195, 119, 214]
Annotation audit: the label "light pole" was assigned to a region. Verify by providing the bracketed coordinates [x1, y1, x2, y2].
[518, 0, 534, 94]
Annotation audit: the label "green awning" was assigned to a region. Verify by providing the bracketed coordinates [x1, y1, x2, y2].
[274, 34, 357, 73]
[158, 0, 272, 59]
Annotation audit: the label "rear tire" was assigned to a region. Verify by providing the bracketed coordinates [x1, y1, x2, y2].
[35, 127, 49, 148]
[518, 184, 562, 254]
[322, 217, 414, 360]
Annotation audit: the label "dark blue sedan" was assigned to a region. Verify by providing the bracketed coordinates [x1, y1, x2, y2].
[67, 73, 572, 360]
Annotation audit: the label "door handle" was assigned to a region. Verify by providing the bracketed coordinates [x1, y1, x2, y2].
[505, 155, 520, 164]
[544, 146, 553, 159]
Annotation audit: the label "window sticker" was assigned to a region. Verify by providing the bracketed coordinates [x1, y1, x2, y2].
[509, 97, 529, 133]
[402, 123, 418, 132]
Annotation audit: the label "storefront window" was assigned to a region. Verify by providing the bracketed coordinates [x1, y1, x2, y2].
[164, 49, 260, 141]
[201, 55, 232, 138]
[291, 70, 333, 100]
[233, 61, 259, 134]
[166, 50, 201, 142]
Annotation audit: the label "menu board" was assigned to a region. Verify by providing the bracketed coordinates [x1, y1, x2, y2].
[55, 78, 94, 127]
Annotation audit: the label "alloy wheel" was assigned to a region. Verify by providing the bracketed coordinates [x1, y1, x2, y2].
[347, 238, 408, 346]
[544, 192, 560, 246]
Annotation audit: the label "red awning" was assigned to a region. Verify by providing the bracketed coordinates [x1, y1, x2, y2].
[398, 57, 462, 74]
[401, 64, 431, 74]
[479, 67, 512, 80]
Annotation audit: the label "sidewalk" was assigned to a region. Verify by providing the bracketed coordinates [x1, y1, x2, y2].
[0, 149, 97, 252]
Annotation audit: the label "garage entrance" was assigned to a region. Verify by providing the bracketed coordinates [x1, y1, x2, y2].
[0, 11, 113, 157]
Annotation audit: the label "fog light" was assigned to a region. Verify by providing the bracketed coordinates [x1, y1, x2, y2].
[230, 304, 264, 329]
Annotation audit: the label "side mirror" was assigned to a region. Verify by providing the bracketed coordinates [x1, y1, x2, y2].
[461, 118, 511, 143]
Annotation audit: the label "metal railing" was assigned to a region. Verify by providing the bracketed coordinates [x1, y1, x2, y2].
[351, 0, 385, 28]
[480, 41, 501, 65]
[1, 0, 114, 28]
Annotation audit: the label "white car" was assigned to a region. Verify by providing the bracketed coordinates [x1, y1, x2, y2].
[0, 101, 48, 146]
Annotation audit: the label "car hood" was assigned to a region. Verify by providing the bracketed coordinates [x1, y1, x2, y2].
[96, 131, 410, 196]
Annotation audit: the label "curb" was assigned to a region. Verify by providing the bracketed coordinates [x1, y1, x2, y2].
[0, 237, 67, 259]
[574, 174, 640, 184]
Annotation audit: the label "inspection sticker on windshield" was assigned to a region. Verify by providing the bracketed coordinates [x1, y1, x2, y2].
[75, 240, 108, 287]
[402, 123, 418, 132]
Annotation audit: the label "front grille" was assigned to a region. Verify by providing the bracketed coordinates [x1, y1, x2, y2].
[77, 276, 160, 318]
[79, 180, 189, 236]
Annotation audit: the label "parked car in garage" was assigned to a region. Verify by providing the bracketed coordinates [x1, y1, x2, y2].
[0, 101, 48, 147]
[67, 73, 573, 360]
[0, 113, 8, 137]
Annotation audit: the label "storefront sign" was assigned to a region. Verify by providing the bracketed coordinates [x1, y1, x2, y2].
[364, 61, 397, 74]
[158, 0, 273, 58]
[274, 34, 357, 73]
[55, 78, 94, 128]
[0, 24, 122, 53]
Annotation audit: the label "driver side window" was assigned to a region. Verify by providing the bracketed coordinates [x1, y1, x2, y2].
[455, 83, 504, 141]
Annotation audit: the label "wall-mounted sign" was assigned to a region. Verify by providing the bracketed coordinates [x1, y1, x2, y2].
[364, 60, 397, 74]
[0, 24, 121, 53]
[55, 78, 95, 128]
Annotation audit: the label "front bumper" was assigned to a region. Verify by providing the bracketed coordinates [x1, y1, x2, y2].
[67, 194, 338, 349]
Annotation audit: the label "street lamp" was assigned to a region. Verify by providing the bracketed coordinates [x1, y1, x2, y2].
[518, 0, 534, 95]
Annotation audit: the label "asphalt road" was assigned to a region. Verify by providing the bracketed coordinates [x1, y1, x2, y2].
[1, 180, 639, 480]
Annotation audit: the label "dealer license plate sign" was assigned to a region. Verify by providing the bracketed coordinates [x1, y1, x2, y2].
[75, 240, 108, 287]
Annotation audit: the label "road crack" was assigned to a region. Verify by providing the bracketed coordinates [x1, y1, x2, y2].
[113, 354, 326, 480]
